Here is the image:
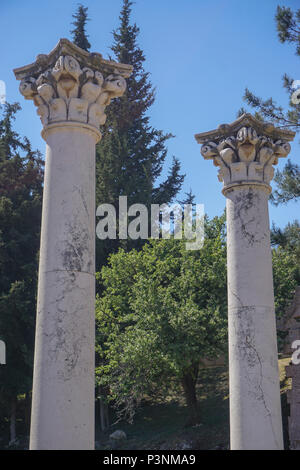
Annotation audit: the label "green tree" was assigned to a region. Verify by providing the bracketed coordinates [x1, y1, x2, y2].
[0, 103, 43, 443]
[70, 4, 91, 51]
[178, 189, 196, 206]
[271, 219, 300, 323]
[271, 159, 300, 204]
[271, 219, 300, 254]
[240, 5, 300, 205]
[95, 215, 227, 425]
[272, 246, 300, 321]
[276, 5, 300, 55]
[95, 0, 184, 269]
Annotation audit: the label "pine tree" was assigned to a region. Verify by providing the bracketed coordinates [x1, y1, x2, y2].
[70, 4, 91, 51]
[276, 5, 300, 55]
[0, 103, 43, 443]
[271, 219, 300, 256]
[95, 0, 184, 268]
[240, 5, 300, 205]
[178, 189, 196, 206]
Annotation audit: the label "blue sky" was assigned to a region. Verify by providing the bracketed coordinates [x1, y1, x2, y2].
[1, 0, 299, 228]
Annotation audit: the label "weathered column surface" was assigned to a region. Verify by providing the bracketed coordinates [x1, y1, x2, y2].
[195, 114, 295, 450]
[14, 39, 132, 450]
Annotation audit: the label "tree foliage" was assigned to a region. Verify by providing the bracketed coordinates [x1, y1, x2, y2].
[271, 159, 300, 205]
[272, 219, 300, 321]
[95, 215, 227, 424]
[70, 4, 91, 52]
[0, 103, 43, 437]
[276, 5, 300, 54]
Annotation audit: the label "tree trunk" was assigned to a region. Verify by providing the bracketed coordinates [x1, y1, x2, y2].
[24, 392, 31, 435]
[98, 386, 109, 431]
[181, 363, 200, 426]
[9, 397, 17, 444]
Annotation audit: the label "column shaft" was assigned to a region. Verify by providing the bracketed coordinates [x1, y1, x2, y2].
[30, 124, 98, 450]
[226, 185, 283, 450]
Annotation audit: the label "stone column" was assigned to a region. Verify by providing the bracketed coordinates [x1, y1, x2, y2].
[14, 39, 132, 450]
[195, 114, 295, 450]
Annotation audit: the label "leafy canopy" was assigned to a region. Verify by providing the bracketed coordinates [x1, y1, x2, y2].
[95, 215, 228, 421]
[0, 103, 43, 401]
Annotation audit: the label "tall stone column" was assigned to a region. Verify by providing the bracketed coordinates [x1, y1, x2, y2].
[14, 39, 132, 450]
[195, 114, 295, 450]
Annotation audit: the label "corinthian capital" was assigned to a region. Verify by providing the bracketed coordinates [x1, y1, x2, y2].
[195, 114, 295, 192]
[14, 38, 132, 131]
